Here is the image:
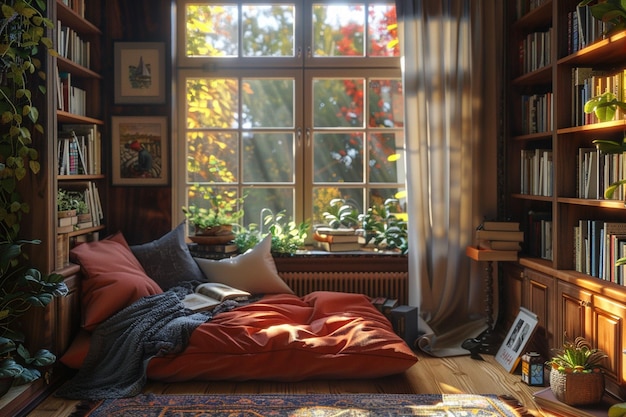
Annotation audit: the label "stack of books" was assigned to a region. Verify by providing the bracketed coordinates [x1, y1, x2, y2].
[312, 227, 361, 252]
[188, 242, 239, 260]
[471, 221, 524, 261]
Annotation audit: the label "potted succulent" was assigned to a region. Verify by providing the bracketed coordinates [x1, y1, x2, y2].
[547, 336, 607, 406]
[321, 198, 360, 229]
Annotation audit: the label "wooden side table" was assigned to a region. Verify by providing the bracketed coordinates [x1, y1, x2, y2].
[465, 246, 518, 355]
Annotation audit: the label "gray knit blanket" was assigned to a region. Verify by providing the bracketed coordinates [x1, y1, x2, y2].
[56, 289, 236, 400]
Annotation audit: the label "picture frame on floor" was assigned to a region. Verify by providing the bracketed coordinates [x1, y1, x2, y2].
[495, 307, 538, 373]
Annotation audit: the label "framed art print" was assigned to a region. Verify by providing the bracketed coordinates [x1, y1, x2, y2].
[495, 307, 538, 373]
[112, 116, 168, 186]
[114, 42, 165, 104]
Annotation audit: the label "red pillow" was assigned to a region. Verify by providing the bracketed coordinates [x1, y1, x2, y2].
[70, 232, 162, 331]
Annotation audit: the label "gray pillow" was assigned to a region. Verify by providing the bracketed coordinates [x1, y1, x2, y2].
[131, 222, 205, 290]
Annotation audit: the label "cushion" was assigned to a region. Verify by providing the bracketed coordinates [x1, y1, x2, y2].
[70, 232, 162, 331]
[194, 234, 293, 294]
[131, 221, 205, 290]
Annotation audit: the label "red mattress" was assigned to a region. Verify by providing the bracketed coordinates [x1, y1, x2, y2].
[63, 291, 418, 381]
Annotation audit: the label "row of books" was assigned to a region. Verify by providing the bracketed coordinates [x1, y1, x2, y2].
[513, 0, 549, 20]
[56, 70, 87, 116]
[312, 227, 361, 252]
[577, 147, 626, 201]
[572, 67, 626, 127]
[574, 221, 626, 285]
[57, 124, 101, 176]
[517, 28, 553, 76]
[520, 149, 552, 197]
[188, 242, 239, 260]
[519, 92, 553, 135]
[567, 4, 614, 55]
[527, 210, 552, 261]
[58, 181, 103, 229]
[57, 22, 91, 68]
[60, 0, 86, 18]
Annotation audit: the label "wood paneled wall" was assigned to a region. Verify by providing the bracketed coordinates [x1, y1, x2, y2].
[102, 0, 174, 245]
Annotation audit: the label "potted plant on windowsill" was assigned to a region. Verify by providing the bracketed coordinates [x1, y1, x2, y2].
[182, 186, 245, 244]
[547, 336, 607, 406]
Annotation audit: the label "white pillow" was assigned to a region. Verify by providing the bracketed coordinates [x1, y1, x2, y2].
[194, 235, 294, 294]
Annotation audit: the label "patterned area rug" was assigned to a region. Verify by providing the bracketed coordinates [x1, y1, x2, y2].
[75, 393, 525, 417]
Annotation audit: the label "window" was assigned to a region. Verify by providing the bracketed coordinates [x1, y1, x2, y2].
[175, 1, 405, 231]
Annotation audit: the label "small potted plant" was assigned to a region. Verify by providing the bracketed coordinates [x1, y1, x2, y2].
[584, 91, 626, 123]
[547, 336, 607, 406]
[183, 187, 245, 243]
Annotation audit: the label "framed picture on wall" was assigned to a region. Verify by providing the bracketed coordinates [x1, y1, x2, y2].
[114, 42, 165, 104]
[111, 116, 169, 186]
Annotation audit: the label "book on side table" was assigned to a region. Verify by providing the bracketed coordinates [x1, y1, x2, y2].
[533, 387, 619, 417]
[182, 282, 251, 311]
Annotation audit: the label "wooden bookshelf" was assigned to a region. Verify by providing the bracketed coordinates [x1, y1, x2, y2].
[504, 0, 626, 400]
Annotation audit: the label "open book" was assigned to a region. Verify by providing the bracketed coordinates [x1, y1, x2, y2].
[182, 282, 251, 311]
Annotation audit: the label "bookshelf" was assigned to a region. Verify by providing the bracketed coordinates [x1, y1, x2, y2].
[54, 0, 105, 269]
[504, 0, 626, 400]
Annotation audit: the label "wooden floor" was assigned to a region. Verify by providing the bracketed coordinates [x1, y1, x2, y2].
[22, 350, 562, 417]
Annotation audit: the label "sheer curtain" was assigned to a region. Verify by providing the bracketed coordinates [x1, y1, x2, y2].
[397, 0, 503, 356]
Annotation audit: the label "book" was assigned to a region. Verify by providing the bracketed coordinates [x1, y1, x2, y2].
[478, 240, 522, 251]
[314, 227, 357, 236]
[189, 242, 239, 253]
[481, 221, 520, 231]
[182, 282, 251, 312]
[475, 229, 524, 242]
[313, 240, 361, 252]
[313, 230, 359, 243]
[465, 246, 518, 262]
[533, 387, 619, 417]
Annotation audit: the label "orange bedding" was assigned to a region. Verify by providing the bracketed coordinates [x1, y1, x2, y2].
[148, 291, 417, 381]
[63, 291, 418, 382]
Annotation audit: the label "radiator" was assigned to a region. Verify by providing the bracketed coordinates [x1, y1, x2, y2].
[280, 271, 408, 304]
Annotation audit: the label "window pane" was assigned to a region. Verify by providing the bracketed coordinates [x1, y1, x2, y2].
[313, 132, 364, 183]
[312, 187, 363, 225]
[312, 4, 364, 57]
[186, 4, 238, 57]
[187, 132, 239, 183]
[186, 78, 239, 128]
[243, 132, 294, 183]
[369, 188, 406, 211]
[243, 187, 294, 227]
[368, 132, 404, 183]
[313, 78, 365, 128]
[243, 4, 295, 57]
[368, 4, 399, 57]
[368, 78, 403, 127]
[242, 78, 294, 128]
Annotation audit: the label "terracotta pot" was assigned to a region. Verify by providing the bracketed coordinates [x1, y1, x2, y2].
[549, 368, 605, 405]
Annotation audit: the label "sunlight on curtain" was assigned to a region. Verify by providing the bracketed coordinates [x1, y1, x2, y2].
[397, 0, 503, 356]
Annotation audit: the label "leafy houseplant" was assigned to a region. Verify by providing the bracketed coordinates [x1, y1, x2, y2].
[0, 239, 67, 391]
[321, 198, 360, 229]
[234, 209, 309, 255]
[584, 91, 626, 123]
[547, 336, 607, 405]
[183, 187, 245, 234]
[358, 198, 408, 254]
[0, 0, 68, 392]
